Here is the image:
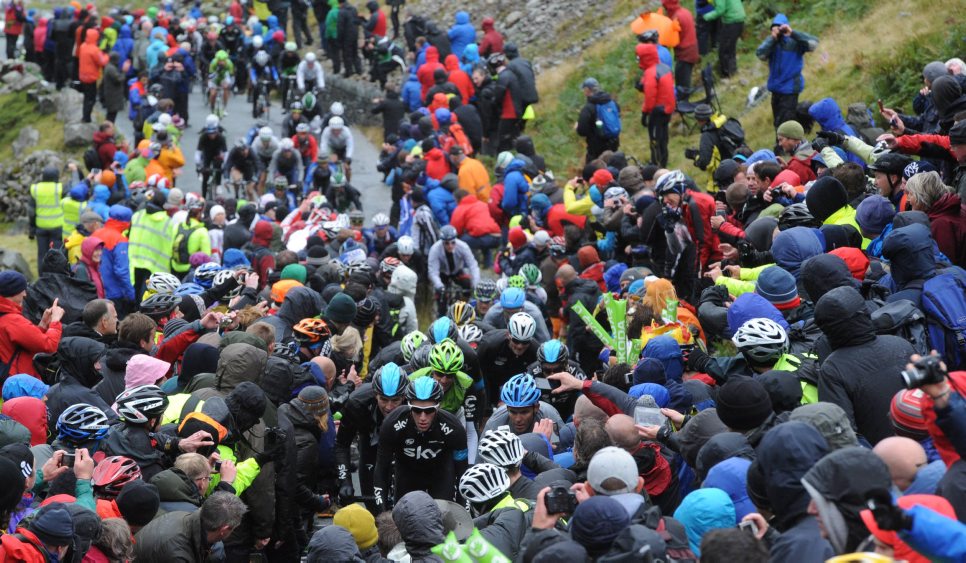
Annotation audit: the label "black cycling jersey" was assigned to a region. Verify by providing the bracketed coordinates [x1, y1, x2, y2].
[334, 383, 384, 499]
[373, 405, 468, 510]
[476, 329, 538, 407]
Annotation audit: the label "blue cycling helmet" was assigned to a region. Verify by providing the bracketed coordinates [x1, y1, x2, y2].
[193, 263, 223, 289]
[406, 376, 443, 403]
[174, 283, 205, 296]
[501, 373, 541, 407]
[500, 287, 525, 309]
[429, 317, 458, 344]
[538, 340, 569, 365]
[373, 362, 409, 398]
[57, 403, 110, 443]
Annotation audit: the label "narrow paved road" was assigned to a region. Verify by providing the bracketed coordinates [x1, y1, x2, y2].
[114, 84, 390, 221]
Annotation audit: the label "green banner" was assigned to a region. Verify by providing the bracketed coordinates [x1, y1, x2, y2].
[571, 300, 615, 350]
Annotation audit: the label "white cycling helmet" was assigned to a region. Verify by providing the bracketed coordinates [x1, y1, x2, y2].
[458, 463, 510, 504]
[305, 52, 317, 63]
[457, 323, 483, 346]
[280, 138, 294, 150]
[507, 312, 536, 342]
[397, 235, 415, 256]
[146, 272, 181, 294]
[284, 41, 297, 52]
[330, 101, 344, 116]
[477, 429, 525, 468]
[329, 116, 344, 129]
[252, 35, 263, 49]
[254, 50, 270, 67]
[372, 212, 390, 228]
[258, 126, 274, 140]
[870, 140, 891, 162]
[732, 318, 789, 364]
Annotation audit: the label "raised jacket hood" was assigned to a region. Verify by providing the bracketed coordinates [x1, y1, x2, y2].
[695, 432, 753, 480]
[307, 525, 363, 562]
[727, 292, 789, 336]
[392, 491, 445, 555]
[425, 46, 439, 64]
[92, 184, 110, 203]
[58, 336, 107, 388]
[151, 468, 202, 507]
[757, 421, 828, 530]
[801, 253, 859, 304]
[278, 286, 323, 325]
[673, 488, 736, 556]
[771, 227, 824, 279]
[702, 457, 756, 520]
[389, 265, 417, 299]
[1, 397, 47, 445]
[503, 158, 526, 178]
[636, 43, 659, 68]
[85, 28, 98, 44]
[443, 53, 460, 71]
[809, 97, 850, 132]
[813, 286, 876, 349]
[216, 343, 268, 391]
[882, 223, 936, 286]
[455, 11, 470, 24]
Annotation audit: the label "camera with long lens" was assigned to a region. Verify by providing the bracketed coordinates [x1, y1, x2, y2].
[901, 355, 947, 389]
[544, 485, 578, 514]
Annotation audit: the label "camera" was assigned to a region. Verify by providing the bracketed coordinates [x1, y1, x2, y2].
[213, 460, 222, 471]
[769, 187, 784, 200]
[901, 355, 947, 389]
[544, 486, 578, 514]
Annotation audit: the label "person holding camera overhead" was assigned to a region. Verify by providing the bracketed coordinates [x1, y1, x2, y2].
[755, 14, 819, 130]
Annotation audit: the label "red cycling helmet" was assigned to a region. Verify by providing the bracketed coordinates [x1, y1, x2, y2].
[91, 456, 143, 498]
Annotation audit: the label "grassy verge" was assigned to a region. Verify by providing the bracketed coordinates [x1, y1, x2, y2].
[0, 222, 39, 278]
[0, 92, 77, 163]
[529, 0, 956, 184]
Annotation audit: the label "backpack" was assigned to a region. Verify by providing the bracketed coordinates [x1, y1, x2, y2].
[83, 146, 101, 174]
[920, 269, 966, 370]
[596, 100, 622, 139]
[447, 123, 474, 156]
[173, 222, 203, 265]
[871, 299, 931, 356]
[846, 103, 885, 145]
[717, 117, 745, 157]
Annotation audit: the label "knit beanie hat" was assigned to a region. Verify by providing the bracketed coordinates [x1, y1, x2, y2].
[115, 481, 160, 527]
[855, 195, 896, 237]
[569, 496, 630, 556]
[209, 204, 226, 221]
[108, 204, 133, 222]
[189, 252, 212, 268]
[508, 227, 528, 250]
[306, 245, 329, 266]
[0, 456, 24, 512]
[334, 503, 379, 550]
[281, 264, 307, 284]
[755, 266, 800, 310]
[949, 119, 966, 146]
[0, 443, 33, 481]
[890, 388, 928, 439]
[325, 293, 358, 324]
[179, 294, 207, 323]
[0, 271, 27, 297]
[922, 60, 949, 85]
[805, 176, 848, 222]
[714, 376, 774, 432]
[577, 246, 600, 269]
[777, 120, 805, 140]
[28, 502, 75, 547]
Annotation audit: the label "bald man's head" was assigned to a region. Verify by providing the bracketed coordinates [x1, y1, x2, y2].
[310, 356, 337, 389]
[556, 264, 577, 285]
[605, 414, 640, 450]
[574, 395, 607, 427]
[873, 436, 928, 492]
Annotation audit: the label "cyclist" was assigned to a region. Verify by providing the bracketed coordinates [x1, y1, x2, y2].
[483, 373, 564, 437]
[473, 278, 499, 318]
[268, 138, 304, 190]
[223, 138, 262, 200]
[482, 287, 551, 343]
[319, 117, 354, 167]
[364, 212, 397, 257]
[278, 42, 301, 111]
[282, 101, 309, 138]
[477, 428, 557, 501]
[458, 463, 530, 519]
[324, 167, 363, 213]
[525, 340, 587, 421]
[428, 225, 481, 316]
[249, 49, 278, 118]
[207, 50, 234, 115]
[372, 377, 468, 510]
[379, 235, 424, 276]
[320, 101, 349, 130]
[447, 300, 476, 328]
[296, 51, 325, 94]
[198, 30, 225, 76]
[196, 117, 227, 200]
[477, 312, 539, 405]
[251, 125, 280, 191]
[335, 362, 409, 507]
[293, 317, 333, 362]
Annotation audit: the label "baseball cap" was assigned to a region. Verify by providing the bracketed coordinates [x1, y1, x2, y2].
[586, 446, 639, 495]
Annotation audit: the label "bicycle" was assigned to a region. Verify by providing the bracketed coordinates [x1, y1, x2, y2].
[200, 159, 223, 201]
[282, 75, 299, 112]
[252, 77, 273, 120]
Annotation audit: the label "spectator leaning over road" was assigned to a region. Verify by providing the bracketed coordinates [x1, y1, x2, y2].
[756, 14, 818, 129]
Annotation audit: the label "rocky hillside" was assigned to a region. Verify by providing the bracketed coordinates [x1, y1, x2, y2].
[402, 0, 647, 73]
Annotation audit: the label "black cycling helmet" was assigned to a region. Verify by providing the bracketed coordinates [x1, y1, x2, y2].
[140, 293, 182, 319]
[115, 385, 169, 424]
[868, 152, 914, 175]
[537, 340, 570, 365]
[406, 376, 443, 403]
[778, 202, 821, 231]
[372, 362, 410, 398]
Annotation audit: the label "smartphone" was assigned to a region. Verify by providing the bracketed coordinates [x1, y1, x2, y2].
[634, 406, 667, 428]
[877, 99, 885, 113]
[90, 168, 102, 176]
[739, 520, 759, 536]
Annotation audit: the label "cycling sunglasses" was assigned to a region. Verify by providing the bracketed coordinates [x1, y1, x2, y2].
[433, 371, 457, 379]
[410, 404, 439, 415]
